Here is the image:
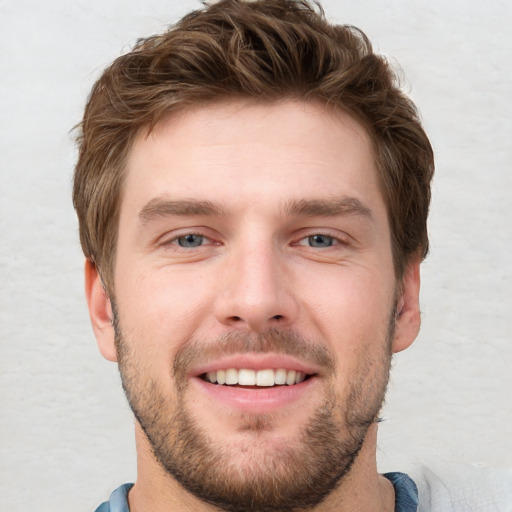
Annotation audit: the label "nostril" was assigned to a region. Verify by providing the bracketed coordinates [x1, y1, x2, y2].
[225, 314, 285, 327]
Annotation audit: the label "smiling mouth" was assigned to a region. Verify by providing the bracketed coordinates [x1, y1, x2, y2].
[200, 368, 313, 387]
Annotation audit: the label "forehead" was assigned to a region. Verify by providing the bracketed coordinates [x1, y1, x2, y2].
[122, 99, 383, 217]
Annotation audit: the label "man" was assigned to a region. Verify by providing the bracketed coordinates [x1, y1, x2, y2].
[73, 1, 433, 510]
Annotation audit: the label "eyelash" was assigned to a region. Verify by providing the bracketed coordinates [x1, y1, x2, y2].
[295, 233, 342, 248]
[162, 232, 215, 249]
[160, 230, 348, 250]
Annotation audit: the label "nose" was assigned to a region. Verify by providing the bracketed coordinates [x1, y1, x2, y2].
[214, 241, 299, 333]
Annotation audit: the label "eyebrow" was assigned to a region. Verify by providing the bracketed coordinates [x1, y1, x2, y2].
[282, 198, 373, 220]
[139, 197, 228, 224]
[138, 196, 373, 224]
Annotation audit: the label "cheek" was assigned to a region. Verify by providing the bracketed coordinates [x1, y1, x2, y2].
[301, 266, 395, 375]
[114, 264, 216, 359]
[305, 264, 395, 332]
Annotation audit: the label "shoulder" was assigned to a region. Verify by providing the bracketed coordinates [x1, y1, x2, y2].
[409, 463, 512, 512]
[93, 483, 134, 512]
[384, 472, 419, 511]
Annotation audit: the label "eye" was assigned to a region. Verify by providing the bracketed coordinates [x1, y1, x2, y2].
[159, 229, 220, 252]
[175, 234, 206, 248]
[299, 234, 337, 248]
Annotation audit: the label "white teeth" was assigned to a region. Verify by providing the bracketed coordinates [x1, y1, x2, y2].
[225, 368, 238, 385]
[285, 370, 296, 385]
[204, 368, 309, 386]
[256, 369, 275, 387]
[238, 369, 256, 385]
[274, 368, 287, 385]
[216, 369, 226, 385]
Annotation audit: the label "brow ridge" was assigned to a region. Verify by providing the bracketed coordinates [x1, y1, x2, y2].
[139, 197, 228, 224]
[282, 197, 373, 219]
[138, 196, 373, 224]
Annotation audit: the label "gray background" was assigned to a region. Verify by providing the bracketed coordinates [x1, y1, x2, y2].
[1, 0, 511, 509]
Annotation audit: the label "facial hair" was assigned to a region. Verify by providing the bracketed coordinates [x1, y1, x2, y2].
[113, 311, 395, 512]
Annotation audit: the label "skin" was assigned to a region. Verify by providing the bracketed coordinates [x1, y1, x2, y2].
[86, 99, 421, 511]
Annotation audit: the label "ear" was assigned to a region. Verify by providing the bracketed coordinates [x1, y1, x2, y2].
[84, 259, 117, 362]
[392, 258, 421, 354]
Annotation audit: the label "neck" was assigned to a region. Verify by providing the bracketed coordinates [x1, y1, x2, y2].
[128, 422, 395, 512]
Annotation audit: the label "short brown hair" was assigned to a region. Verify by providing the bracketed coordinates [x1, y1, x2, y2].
[73, 0, 434, 293]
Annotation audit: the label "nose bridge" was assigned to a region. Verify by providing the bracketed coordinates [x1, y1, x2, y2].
[239, 242, 279, 306]
[216, 234, 297, 331]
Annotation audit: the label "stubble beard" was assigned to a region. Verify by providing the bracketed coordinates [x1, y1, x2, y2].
[113, 313, 394, 512]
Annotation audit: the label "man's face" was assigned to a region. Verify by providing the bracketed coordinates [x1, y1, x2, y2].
[89, 100, 420, 511]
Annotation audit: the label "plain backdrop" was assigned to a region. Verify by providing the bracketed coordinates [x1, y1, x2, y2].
[0, 0, 511, 509]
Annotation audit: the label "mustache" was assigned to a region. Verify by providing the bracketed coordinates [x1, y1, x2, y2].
[173, 328, 336, 382]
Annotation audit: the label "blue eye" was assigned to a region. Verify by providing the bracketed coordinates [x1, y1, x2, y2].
[307, 234, 335, 248]
[177, 234, 204, 248]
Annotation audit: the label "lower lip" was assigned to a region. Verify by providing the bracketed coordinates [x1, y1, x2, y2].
[192, 376, 318, 414]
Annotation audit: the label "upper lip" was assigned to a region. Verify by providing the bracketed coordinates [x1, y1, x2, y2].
[189, 353, 321, 378]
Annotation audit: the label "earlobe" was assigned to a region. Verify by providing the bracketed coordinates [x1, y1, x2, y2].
[84, 259, 117, 362]
[392, 260, 421, 354]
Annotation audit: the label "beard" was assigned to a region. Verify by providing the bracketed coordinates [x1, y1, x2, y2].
[113, 309, 395, 512]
